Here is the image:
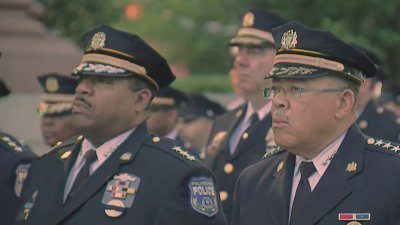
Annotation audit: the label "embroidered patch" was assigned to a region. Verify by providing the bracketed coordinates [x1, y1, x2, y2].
[188, 176, 218, 217]
[102, 173, 140, 217]
[15, 164, 31, 197]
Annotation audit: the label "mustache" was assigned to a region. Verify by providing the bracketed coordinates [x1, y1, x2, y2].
[74, 96, 92, 108]
[272, 109, 289, 122]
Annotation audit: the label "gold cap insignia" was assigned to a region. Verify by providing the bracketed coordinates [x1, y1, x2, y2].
[276, 161, 284, 172]
[60, 151, 72, 159]
[346, 162, 357, 172]
[280, 30, 298, 50]
[242, 12, 254, 27]
[91, 32, 106, 50]
[46, 77, 59, 93]
[105, 199, 124, 217]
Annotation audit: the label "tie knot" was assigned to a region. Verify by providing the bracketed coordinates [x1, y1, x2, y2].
[84, 149, 97, 164]
[299, 161, 316, 179]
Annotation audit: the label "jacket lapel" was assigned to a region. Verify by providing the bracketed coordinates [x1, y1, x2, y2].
[54, 123, 150, 224]
[294, 124, 365, 225]
[266, 152, 295, 225]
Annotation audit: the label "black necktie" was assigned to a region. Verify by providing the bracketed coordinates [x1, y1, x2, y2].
[69, 149, 97, 196]
[290, 161, 316, 225]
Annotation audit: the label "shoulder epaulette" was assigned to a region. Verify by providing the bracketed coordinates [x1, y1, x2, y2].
[145, 136, 197, 165]
[0, 132, 30, 153]
[49, 135, 82, 154]
[366, 137, 400, 155]
[262, 146, 285, 159]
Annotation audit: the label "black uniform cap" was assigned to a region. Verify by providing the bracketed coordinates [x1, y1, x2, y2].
[181, 94, 226, 123]
[72, 25, 175, 91]
[37, 73, 77, 115]
[266, 22, 377, 84]
[229, 7, 286, 47]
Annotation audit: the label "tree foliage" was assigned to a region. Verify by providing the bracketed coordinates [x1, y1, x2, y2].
[38, 0, 400, 82]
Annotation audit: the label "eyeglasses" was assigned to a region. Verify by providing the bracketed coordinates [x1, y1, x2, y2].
[262, 86, 349, 99]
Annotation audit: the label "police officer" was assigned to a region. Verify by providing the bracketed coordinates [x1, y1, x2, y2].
[177, 93, 226, 158]
[355, 49, 400, 142]
[0, 63, 37, 225]
[14, 25, 227, 225]
[231, 22, 400, 225]
[147, 86, 187, 145]
[37, 73, 80, 147]
[204, 7, 285, 220]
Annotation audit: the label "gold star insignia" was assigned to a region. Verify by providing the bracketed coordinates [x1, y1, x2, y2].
[374, 139, 384, 146]
[391, 145, 400, 153]
[383, 142, 392, 149]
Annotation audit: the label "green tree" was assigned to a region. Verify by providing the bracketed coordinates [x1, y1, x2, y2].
[37, 0, 122, 43]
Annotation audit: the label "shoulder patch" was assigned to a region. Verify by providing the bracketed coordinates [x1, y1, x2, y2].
[366, 137, 400, 155]
[188, 176, 218, 217]
[262, 146, 285, 159]
[145, 136, 197, 165]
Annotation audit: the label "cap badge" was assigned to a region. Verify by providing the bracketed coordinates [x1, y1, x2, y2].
[46, 77, 59, 92]
[91, 32, 106, 50]
[242, 12, 254, 27]
[281, 30, 298, 50]
[346, 162, 357, 172]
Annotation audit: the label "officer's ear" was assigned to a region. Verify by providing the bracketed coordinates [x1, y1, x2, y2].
[133, 88, 153, 112]
[335, 89, 356, 119]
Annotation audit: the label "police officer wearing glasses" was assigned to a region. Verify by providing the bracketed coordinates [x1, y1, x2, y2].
[14, 25, 227, 225]
[231, 22, 400, 225]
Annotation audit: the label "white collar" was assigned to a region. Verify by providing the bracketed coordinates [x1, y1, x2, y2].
[81, 128, 135, 164]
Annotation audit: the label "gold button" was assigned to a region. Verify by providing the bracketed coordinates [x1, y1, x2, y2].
[242, 132, 249, 140]
[358, 120, 368, 129]
[367, 138, 375, 145]
[224, 163, 234, 174]
[152, 137, 160, 142]
[377, 107, 384, 114]
[220, 191, 228, 202]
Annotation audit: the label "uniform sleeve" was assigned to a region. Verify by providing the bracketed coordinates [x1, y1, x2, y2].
[154, 164, 228, 225]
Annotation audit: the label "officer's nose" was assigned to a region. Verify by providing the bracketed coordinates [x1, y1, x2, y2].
[272, 92, 290, 110]
[75, 78, 93, 96]
[234, 54, 249, 69]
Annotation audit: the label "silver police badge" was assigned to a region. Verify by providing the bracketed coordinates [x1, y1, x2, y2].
[188, 176, 218, 217]
[102, 173, 140, 217]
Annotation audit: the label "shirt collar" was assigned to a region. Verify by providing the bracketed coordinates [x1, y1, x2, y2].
[294, 131, 347, 177]
[245, 101, 271, 122]
[81, 128, 135, 164]
[165, 128, 179, 140]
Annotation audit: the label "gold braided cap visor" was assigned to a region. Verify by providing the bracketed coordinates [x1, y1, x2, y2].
[230, 28, 274, 45]
[74, 53, 159, 90]
[151, 97, 175, 106]
[268, 53, 366, 84]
